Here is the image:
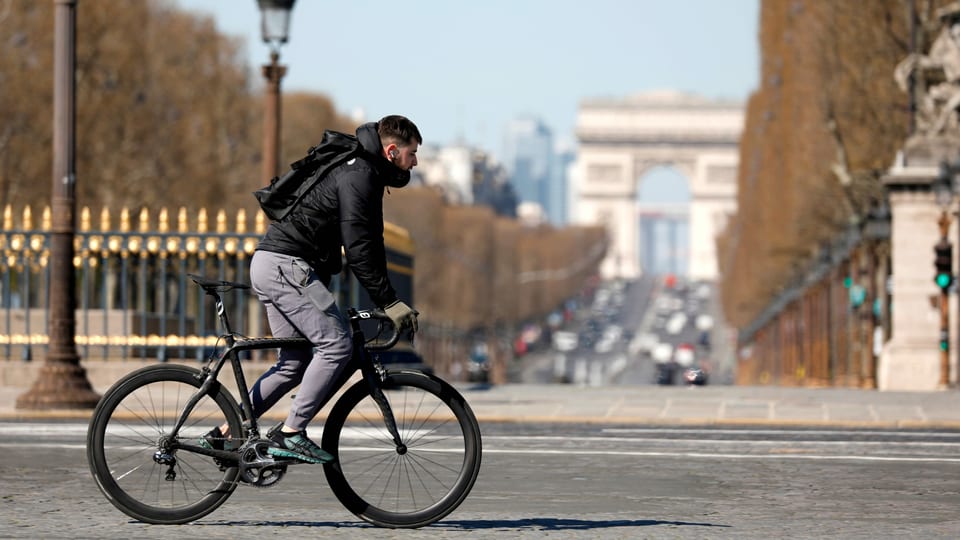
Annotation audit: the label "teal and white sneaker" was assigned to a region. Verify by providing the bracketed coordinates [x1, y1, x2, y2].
[266, 424, 335, 464]
[198, 426, 233, 470]
[198, 426, 226, 451]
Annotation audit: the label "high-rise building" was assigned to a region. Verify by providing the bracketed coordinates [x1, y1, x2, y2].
[503, 117, 553, 221]
[550, 142, 576, 225]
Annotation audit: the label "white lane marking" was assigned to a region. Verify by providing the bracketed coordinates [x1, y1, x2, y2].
[482, 435, 960, 447]
[0, 443, 87, 449]
[5, 442, 960, 464]
[0, 423, 90, 435]
[601, 427, 960, 437]
[8, 422, 960, 438]
[477, 448, 960, 463]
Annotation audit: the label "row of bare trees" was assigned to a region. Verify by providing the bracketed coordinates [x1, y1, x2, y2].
[0, 1, 605, 341]
[717, 0, 943, 332]
[0, 0, 354, 213]
[384, 188, 606, 331]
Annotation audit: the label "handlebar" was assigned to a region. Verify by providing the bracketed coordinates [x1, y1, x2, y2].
[349, 308, 413, 351]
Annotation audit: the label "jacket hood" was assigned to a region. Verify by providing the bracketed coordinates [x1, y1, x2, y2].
[356, 122, 411, 188]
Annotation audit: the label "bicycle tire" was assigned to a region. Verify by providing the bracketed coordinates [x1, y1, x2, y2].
[322, 370, 482, 528]
[86, 364, 244, 525]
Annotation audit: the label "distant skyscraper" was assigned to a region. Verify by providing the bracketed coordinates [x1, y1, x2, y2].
[503, 117, 553, 221]
[550, 144, 575, 225]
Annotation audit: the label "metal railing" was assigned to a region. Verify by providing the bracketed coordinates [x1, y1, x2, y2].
[735, 221, 891, 388]
[0, 204, 270, 362]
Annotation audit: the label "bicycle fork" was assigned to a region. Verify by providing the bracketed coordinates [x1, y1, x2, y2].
[355, 335, 405, 452]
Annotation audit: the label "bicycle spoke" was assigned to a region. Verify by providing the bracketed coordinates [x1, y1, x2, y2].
[89, 366, 242, 524]
[323, 373, 480, 527]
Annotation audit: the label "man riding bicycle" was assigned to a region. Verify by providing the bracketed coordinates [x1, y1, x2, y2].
[202, 115, 422, 463]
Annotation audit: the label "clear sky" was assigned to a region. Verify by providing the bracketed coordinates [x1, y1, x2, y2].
[176, 0, 759, 163]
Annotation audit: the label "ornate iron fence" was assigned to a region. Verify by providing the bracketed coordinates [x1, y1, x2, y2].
[0, 204, 273, 362]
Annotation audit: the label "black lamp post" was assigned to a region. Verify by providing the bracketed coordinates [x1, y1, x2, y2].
[257, 0, 296, 185]
[862, 200, 891, 389]
[17, 0, 100, 409]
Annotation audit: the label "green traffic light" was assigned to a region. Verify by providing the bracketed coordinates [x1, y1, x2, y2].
[936, 273, 953, 289]
[941, 340, 949, 352]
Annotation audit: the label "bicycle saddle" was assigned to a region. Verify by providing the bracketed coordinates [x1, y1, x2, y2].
[187, 274, 251, 293]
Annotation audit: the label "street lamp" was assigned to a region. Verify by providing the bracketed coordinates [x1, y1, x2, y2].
[862, 200, 891, 389]
[16, 0, 100, 409]
[257, 0, 296, 185]
[258, 0, 295, 50]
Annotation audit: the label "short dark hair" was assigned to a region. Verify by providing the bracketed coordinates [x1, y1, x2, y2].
[378, 115, 422, 148]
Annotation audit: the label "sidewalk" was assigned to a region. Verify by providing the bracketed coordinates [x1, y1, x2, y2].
[2, 361, 960, 427]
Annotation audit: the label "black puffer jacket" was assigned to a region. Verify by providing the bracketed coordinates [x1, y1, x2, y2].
[256, 122, 410, 307]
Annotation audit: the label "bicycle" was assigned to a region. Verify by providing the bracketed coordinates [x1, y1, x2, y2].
[86, 274, 482, 528]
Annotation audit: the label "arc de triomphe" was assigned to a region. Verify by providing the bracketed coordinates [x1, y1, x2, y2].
[570, 91, 743, 281]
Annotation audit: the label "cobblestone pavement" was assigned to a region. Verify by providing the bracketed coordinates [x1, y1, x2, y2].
[2, 420, 959, 539]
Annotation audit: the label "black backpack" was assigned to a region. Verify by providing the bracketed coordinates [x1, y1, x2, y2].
[254, 129, 362, 221]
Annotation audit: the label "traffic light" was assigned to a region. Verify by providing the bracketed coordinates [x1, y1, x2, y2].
[934, 240, 953, 291]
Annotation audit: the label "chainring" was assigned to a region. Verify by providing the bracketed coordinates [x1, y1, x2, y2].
[238, 441, 289, 488]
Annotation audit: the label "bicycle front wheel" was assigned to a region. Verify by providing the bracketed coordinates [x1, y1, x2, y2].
[322, 371, 482, 528]
[86, 365, 243, 525]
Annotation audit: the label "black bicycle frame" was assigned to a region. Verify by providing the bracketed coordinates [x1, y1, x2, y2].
[168, 278, 405, 458]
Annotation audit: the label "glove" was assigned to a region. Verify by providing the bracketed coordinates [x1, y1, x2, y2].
[384, 300, 419, 333]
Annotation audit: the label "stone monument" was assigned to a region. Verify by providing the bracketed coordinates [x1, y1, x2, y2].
[881, 1, 960, 390]
[895, 2, 960, 137]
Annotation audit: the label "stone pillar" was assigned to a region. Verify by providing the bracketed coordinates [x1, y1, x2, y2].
[880, 146, 958, 390]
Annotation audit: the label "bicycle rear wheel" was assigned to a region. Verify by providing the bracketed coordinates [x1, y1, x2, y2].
[86, 365, 243, 524]
[322, 371, 482, 528]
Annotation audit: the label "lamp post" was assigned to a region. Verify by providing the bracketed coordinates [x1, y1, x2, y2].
[946, 157, 960, 390]
[17, 0, 99, 409]
[257, 0, 296, 185]
[862, 201, 891, 389]
[933, 165, 955, 388]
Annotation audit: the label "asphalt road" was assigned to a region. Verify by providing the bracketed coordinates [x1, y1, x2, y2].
[518, 275, 735, 388]
[2, 421, 958, 539]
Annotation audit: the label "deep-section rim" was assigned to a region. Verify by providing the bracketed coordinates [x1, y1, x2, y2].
[322, 371, 482, 528]
[86, 364, 243, 525]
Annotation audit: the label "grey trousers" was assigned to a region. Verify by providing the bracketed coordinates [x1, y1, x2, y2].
[248, 250, 353, 431]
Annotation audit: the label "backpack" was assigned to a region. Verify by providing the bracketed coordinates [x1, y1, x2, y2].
[253, 129, 363, 221]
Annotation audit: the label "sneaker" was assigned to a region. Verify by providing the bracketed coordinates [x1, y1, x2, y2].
[198, 426, 233, 470]
[198, 426, 225, 451]
[266, 424, 335, 464]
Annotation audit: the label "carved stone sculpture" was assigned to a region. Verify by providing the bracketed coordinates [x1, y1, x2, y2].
[895, 2, 960, 137]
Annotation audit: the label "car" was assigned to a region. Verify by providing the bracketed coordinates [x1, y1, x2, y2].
[674, 343, 695, 367]
[594, 336, 615, 354]
[467, 356, 489, 383]
[629, 332, 658, 355]
[651, 343, 674, 364]
[552, 330, 579, 352]
[683, 366, 708, 386]
[655, 362, 678, 385]
[665, 313, 687, 335]
[695, 314, 714, 331]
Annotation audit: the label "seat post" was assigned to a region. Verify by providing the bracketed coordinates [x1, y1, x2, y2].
[207, 290, 236, 346]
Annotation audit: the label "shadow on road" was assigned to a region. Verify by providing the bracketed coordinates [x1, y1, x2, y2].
[440, 518, 731, 530]
[198, 517, 731, 531]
